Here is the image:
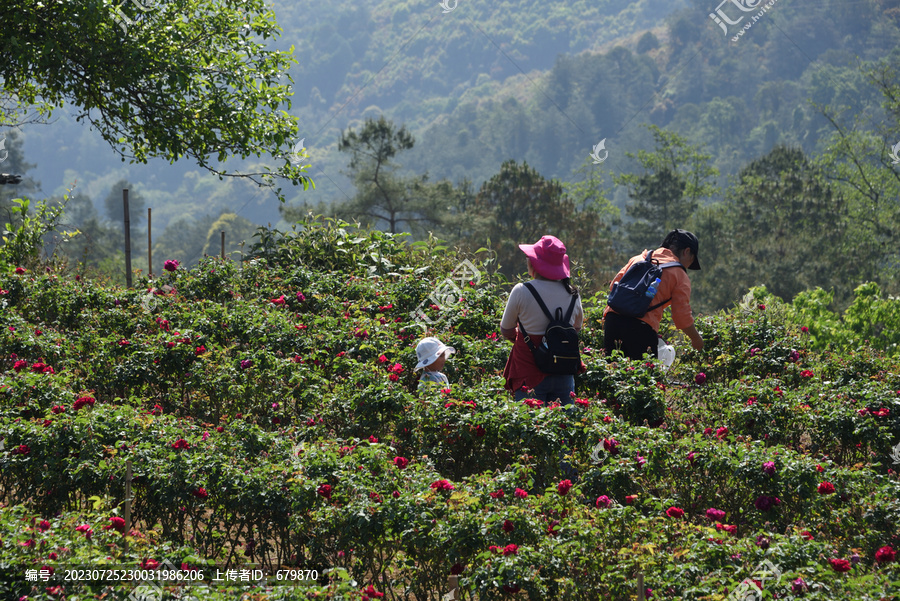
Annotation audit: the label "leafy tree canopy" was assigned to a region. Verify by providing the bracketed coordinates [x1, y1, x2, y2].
[615, 125, 718, 251]
[336, 116, 446, 236]
[0, 0, 311, 196]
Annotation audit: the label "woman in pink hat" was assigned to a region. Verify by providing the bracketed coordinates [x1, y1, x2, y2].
[500, 235, 584, 403]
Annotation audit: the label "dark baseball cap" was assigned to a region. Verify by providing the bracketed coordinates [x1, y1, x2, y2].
[662, 229, 701, 270]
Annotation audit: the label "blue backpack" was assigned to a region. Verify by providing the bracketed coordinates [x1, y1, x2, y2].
[607, 251, 685, 318]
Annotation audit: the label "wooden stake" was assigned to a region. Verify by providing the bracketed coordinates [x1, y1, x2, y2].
[124, 459, 133, 553]
[637, 571, 645, 601]
[147, 208, 152, 278]
[221, 230, 225, 259]
[446, 575, 459, 600]
[123, 190, 132, 288]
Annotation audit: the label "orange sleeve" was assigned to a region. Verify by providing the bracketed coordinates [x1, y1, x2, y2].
[669, 270, 694, 330]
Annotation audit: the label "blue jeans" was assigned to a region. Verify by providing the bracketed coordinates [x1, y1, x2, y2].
[514, 374, 575, 405]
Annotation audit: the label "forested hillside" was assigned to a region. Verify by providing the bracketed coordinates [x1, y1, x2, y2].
[3, 0, 900, 313]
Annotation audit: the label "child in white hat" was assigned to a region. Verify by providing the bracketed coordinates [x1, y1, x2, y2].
[415, 336, 455, 391]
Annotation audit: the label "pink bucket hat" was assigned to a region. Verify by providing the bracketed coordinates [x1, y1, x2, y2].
[518, 235, 570, 280]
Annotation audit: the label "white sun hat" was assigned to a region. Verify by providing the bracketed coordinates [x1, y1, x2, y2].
[415, 337, 456, 370]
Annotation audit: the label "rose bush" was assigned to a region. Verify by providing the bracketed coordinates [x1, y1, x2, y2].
[1, 217, 899, 599]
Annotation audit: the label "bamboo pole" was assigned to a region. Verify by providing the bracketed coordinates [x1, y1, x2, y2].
[124, 460, 133, 553]
[147, 208, 152, 278]
[123, 190, 132, 288]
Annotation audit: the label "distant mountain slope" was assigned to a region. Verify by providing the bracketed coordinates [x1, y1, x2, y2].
[276, 0, 689, 204]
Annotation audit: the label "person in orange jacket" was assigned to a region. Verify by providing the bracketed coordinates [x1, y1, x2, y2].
[603, 229, 704, 360]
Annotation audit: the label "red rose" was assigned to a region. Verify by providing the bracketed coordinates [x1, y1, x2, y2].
[490, 489, 504, 499]
[502, 519, 514, 533]
[706, 508, 725, 521]
[317, 484, 333, 499]
[430, 479, 454, 492]
[547, 520, 560, 536]
[73, 396, 95, 411]
[193, 487, 209, 499]
[108, 516, 126, 533]
[502, 544, 518, 556]
[393, 456, 409, 469]
[875, 546, 896, 563]
[665, 506, 684, 519]
[557, 479, 573, 496]
[829, 558, 851, 572]
[817, 481, 835, 495]
[514, 488, 528, 499]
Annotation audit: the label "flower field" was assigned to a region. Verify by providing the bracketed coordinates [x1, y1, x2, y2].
[1, 219, 899, 600]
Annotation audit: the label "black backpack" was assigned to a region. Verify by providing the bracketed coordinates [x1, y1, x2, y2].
[517, 283, 581, 375]
[607, 250, 685, 318]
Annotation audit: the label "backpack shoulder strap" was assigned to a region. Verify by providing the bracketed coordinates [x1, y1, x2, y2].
[562, 292, 578, 323]
[660, 261, 687, 272]
[517, 317, 538, 352]
[523, 282, 554, 321]
[644, 261, 684, 312]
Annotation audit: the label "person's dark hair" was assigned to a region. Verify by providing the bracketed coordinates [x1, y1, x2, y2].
[660, 230, 697, 255]
[661, 230, 691, 255]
